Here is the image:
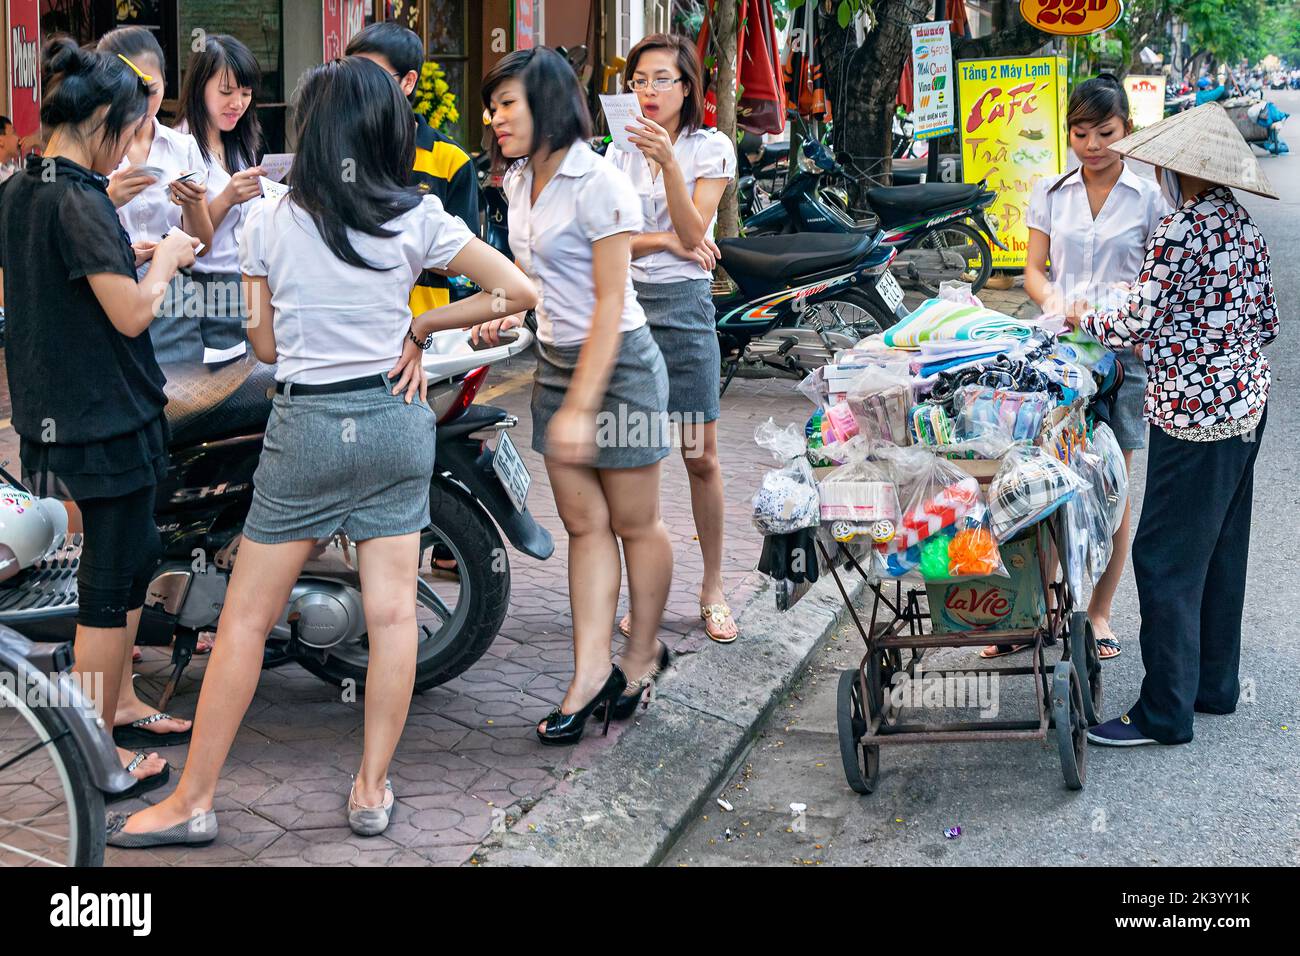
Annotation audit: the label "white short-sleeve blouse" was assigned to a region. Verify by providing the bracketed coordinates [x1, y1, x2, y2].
[605, 126, 736, 284]
[1026, 162, 1171, 309]
[114, 120, 206, 248]
[239, 193, 475, 384]
[504, 140, 647, 347]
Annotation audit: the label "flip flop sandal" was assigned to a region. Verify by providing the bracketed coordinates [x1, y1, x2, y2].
[113, 712, 193, 748]
[194, 631, 216, 655]
[701, 603, 738, 644]
[1097, 637, 1122, 660]
[427, 561, 461, 582]
[979, 642, 1031, 659]
[131, 647, 143, 664]
[106, 753, 171, 805]
[616, 614, 632, 639]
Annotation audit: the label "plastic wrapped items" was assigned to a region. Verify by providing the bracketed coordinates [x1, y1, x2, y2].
[953, 386, 1053, 442]
[817, 449, 901, 544]
[1033, 355, 1097, 405]
[910, 402, 956, 446]
[1087, 422, 1129, 535]
[752, 419, 821, 535]
[988, 442, 1087, 542]
[872, 451, 1006, 580]
[1058, 454, 1114, 598]
[844, 365, 913, 445]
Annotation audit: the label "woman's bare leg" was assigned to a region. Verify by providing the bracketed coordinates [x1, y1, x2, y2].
[352, 532, 421, 807]
[119, 538, 317, 832]
[543, 459, 621, 727]
[600, 462, 673, 678]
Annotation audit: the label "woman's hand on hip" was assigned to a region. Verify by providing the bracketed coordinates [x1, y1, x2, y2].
[388, 336, 429, 405]
[663, 234, 720, 271]
[546, 405, 597, 466]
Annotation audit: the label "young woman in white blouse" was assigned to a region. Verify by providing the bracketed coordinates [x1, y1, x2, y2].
[474, 48, 676, 744]
[107, 57, 536, 847]
[169, 34, 266, 364]
[606, 34, 739, 645]
[982, 75, 1169, 661]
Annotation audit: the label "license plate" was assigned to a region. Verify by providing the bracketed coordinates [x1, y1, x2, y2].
[491, 431, 532, 512]
[875, 270, 905, 313]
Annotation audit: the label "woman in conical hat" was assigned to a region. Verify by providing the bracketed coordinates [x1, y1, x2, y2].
[1066, 102, 1278, 747]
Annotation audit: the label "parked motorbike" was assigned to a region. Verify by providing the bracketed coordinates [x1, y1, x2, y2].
[744, 134, 1003, 295]
[715, 231, 908, 390]
[0, 329, 552, 707]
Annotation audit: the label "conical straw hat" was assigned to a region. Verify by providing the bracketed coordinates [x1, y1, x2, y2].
[1109, 102, 1278, 199]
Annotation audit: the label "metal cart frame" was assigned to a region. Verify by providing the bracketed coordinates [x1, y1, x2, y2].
[818, 513, 1104, 794]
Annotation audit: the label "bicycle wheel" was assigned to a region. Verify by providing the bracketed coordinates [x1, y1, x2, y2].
[0, 665, 105, 866]
[897, 222, 993, 295]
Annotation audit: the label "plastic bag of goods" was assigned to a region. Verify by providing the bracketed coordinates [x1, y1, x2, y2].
[751, 419, 821, 535]
[1086, 422, 1128, 535]
[953, 385, 1053, 443]
[987, 442, 1087, 542]
[873, 449, 1007, 580]
[844, 364, 913, 446]
[817, 441, 901, 544]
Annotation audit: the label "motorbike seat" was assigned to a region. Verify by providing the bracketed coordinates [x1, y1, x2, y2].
[163, 355, 278, 448]
[719, 233, 879, 289]
[866, 182, 984, 223]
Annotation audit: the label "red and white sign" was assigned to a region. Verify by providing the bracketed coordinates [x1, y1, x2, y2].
[322, 0, 365, 61]
[6, 0, 41, 140]
[515, 0, 536, 50]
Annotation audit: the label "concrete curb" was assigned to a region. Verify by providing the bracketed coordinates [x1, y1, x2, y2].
[472, 565, 865, 866]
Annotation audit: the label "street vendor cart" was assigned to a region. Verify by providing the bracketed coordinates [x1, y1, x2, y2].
[754, 299, 1125, 794]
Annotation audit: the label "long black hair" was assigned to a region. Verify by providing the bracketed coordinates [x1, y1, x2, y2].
[481, 47, 591, 169]
[288, 56, 423, 271]
[1066, 73, 1130, 130]
[40, 36, 148, 149]
[177, 34, 262, 171]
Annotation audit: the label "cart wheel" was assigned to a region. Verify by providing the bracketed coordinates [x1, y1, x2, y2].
[837, 669, 880, 794]
[1052, 660, 1088, 790]
[1067, 610, 1103, 726]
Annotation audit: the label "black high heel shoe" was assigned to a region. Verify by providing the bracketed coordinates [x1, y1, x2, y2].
[536, 665, 628, 747]
[596, 641, 673, 722]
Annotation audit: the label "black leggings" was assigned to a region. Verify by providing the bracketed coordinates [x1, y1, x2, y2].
[76, 484, 162, 629]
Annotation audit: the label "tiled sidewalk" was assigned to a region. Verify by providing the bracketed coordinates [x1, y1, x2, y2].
[83, 365, 812, 866]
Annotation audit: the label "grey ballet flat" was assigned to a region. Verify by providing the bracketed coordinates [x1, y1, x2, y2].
[347, 778, 395, 836]
[106, 809, 218, 848]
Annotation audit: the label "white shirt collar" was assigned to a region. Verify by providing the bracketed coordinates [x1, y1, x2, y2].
[1051, 161, 1147, 196]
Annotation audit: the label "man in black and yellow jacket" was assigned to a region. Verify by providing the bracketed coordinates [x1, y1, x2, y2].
[348, 22, 480, 311]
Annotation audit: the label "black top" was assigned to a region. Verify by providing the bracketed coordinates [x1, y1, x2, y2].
[0, 155, 167, 446]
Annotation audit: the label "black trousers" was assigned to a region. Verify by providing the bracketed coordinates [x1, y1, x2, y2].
[76, 484, 162, 629]
[1128, 407, 1266, 744]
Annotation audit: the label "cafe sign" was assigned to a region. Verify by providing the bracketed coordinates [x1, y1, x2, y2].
[1018, 0, 1124, 36]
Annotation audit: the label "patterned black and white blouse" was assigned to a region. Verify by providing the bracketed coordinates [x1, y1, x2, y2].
[1082, 185, 1277, 440]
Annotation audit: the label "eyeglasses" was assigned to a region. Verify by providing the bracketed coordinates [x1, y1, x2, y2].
[628, 77, 684, 92]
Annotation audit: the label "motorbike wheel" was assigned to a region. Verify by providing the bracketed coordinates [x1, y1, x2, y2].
[0, 666, 105, 866]
[296, 479, 511, 694]
[805, 288, 901, 339]
[898, 221, 993, 295]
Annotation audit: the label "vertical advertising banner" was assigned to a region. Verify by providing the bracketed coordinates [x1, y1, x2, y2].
[6, 0, 41, 141]
[1123, 73, 1167, 129]
[910, 21, 955, 140]
[958, 56, 1068, 268]
[515, 0, 536, 50]
[323, 0, 365, 62]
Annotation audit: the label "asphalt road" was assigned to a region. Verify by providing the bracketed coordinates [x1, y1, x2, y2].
[666, 92, 1300, 867]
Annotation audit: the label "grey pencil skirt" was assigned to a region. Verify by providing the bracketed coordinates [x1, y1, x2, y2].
[633, 278, 720, 423]
[531, 324, 671, 470]
[242, 381, 436, 545]
[148, 271, 247, 365]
